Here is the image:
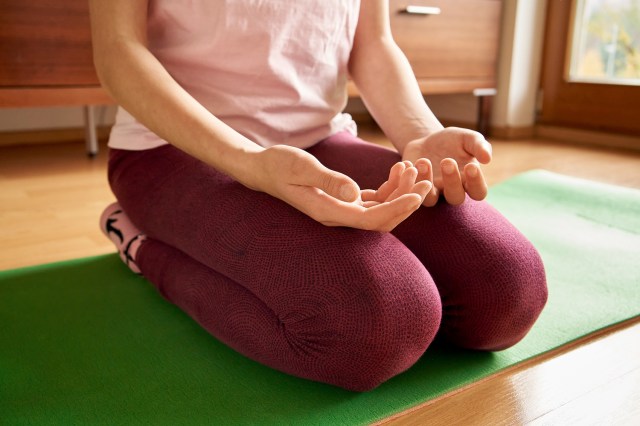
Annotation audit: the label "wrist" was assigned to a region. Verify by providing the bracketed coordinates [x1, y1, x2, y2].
[395, 124, 444, 156]
[223, 145, 265, 190]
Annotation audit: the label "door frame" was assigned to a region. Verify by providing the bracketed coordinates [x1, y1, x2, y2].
[538, 0, 640, 137]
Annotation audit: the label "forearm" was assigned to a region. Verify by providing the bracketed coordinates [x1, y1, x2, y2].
[91, 25, 262, 185]
[349, 38, 444, 154]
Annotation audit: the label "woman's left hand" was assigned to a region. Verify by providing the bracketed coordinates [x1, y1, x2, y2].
[402, 127, 493, 206]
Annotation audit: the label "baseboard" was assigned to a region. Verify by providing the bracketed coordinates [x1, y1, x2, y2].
[0, 126, 111, 147]
[535, 125, 640, 152]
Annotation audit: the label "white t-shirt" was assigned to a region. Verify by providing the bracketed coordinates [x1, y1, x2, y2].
[108, 0, 361, 150]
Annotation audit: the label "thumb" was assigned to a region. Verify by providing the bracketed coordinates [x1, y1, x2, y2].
[303, 160, 360, 202]
[462, 131, 492, 164]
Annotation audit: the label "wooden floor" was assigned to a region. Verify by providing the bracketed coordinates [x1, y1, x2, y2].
[1, 130, 639, 425]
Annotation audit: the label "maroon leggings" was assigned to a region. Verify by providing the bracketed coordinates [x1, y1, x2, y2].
[108, 131, 547, 391]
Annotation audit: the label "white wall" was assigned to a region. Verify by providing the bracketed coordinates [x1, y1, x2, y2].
[0, 105, 117, 132]
[492, 0, 548, 129]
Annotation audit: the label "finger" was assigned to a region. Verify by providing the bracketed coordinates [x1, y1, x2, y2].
[287, 185, 363, 226]
[360, 189, 378, 202]
[362, 201, 381, 208]
[441, 158, 466, 205]
[360, 193, 422, 232]
[463, 162, 488, 201]
[422, 158, 439, 207]
[288, 185, 417, 232]
[422, 187, 439, 207]
[414, 158, 432, 182]
[411, 180, 433, 204]
[365, 169, 431, 205]
[373, 162, 407, 201]
[462, 131, 492, 164]
[301, 158, 360, 202]
[387, 166, 418, 201]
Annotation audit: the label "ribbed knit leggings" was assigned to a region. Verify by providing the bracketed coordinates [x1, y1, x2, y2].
[108, 131, 547, 391]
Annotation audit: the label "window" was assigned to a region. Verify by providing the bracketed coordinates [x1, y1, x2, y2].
[568, 0, 640, 85]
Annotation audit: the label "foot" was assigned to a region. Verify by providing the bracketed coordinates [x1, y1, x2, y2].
[99, 202, 145, 274]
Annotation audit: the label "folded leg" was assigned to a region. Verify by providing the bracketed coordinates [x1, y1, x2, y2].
[107, 145, 442, 391]
[308, 131, 548, 351]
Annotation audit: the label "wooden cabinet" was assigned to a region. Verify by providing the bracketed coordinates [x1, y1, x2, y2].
[389, 0, 503, 94]
[0, 0, 112, 105]
[1, 1, 95, 86]
[349, 0, 503, 134]
[0, 0, 111, 154]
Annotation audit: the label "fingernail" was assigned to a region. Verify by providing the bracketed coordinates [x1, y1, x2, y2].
[485, 141, 493, 155]
[417, 163, 428, 174]
[467, 165, 478, 177]
[442, 162, 455, 174]
[340, 184, 357, 201]
[406, 196, 421, 212]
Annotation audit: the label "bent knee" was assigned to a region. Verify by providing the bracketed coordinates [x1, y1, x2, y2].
[328, 301, 442, 391]
[303, 271, 443, 391]
[446, 243, 548, 351]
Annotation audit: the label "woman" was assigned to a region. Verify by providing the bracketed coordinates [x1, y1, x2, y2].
[90, 0, 547, 391]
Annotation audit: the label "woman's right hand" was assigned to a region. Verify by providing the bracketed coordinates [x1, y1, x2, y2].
[244, 145, 431, 232]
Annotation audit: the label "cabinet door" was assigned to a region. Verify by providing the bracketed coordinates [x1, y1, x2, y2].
[389, 0, 502, 92]
[0, 0, 98, 87]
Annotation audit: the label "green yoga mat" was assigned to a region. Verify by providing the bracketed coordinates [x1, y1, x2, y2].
[1, 170, 639, 425]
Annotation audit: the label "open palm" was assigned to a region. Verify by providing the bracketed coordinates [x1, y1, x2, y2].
[402, 127, 492, 206]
